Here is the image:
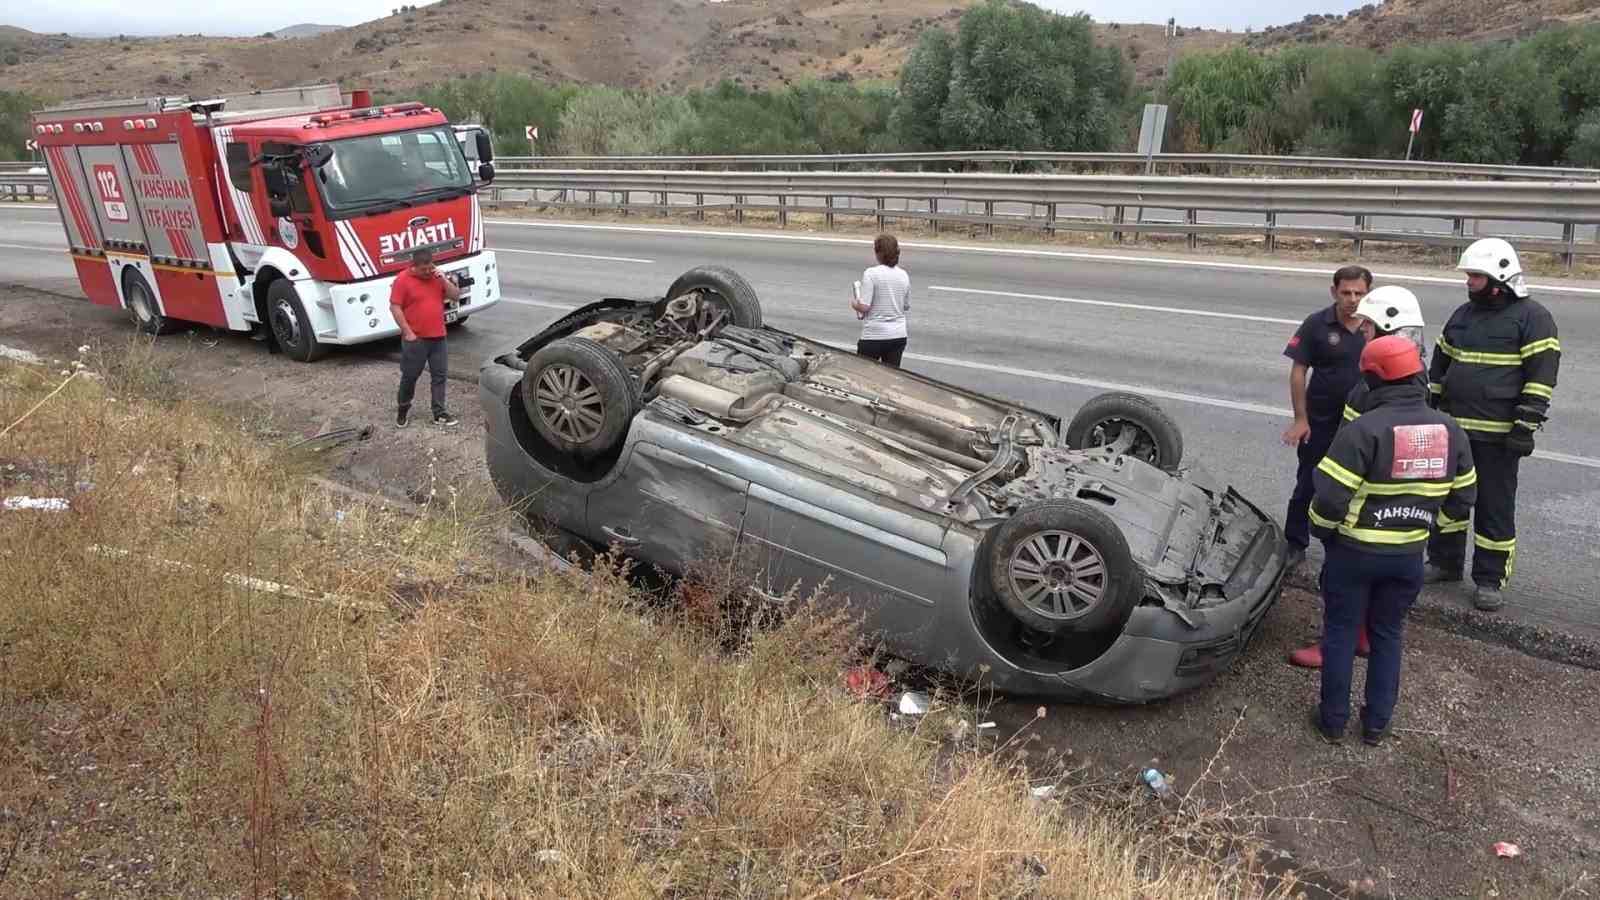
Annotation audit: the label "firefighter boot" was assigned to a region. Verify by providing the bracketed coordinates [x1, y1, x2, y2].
[1422, 564, 1462, 585]
[1473, 584, 1505, 612]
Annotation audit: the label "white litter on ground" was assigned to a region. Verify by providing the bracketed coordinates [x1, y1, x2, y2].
[3, 496, 70, 512]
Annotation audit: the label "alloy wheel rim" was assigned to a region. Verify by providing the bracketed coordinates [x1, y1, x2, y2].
[534, 364, 604, 443]
[1007, 530, 1108, 620]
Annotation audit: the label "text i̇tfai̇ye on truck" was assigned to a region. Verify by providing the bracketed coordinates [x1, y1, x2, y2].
[30, 83, 502, 361]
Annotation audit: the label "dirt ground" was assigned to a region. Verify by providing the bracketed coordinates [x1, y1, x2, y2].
[3, 285, 1597, 899]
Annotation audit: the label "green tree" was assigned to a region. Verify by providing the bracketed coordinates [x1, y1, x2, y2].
[889, 29, 953, 150]
[889, 0, 1130, 152]
[0, 91, 41, 162]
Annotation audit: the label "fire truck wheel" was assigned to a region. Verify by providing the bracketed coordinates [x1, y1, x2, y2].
[266, 280, 328, 363]
[123, 270, 180, 336]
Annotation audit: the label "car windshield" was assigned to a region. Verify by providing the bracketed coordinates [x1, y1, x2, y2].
[317, 126, 472, 211]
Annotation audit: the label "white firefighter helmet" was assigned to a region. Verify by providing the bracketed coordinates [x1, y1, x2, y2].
[1457, 237, 1529, 298]
[1354, 285, 1425, 333]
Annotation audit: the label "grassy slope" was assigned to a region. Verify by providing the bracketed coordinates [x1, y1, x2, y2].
[0, 342, 1292, 897]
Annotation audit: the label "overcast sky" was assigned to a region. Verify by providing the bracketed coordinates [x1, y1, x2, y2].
[5, 0, 1364, 38]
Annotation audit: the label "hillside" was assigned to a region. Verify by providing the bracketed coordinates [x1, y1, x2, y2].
[269, 24, 343, 40]
[0, 0, 1237, 104]
[1248, 0, 1600, 48]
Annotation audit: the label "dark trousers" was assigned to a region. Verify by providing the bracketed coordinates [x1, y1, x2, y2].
[1319, 540, 1423, 736]
[1427, 439, 1520, 588]
[856, 337, 907, 368]
[398, 337, 448, 417]
[1285, 419, 1339, 551]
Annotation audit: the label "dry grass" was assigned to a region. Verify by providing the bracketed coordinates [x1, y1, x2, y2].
[0, 342, 1296, 898]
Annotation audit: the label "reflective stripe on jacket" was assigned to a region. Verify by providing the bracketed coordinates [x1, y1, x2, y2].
[1428, 291, 1560, 441]
[1311, 381, 1478, 554]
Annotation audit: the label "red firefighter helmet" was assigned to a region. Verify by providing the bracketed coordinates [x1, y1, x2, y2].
[1360, 334, 1424, 382]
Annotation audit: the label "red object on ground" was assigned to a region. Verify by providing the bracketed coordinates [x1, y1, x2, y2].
[845, 665, 891, 699]
[1287, 629, 1373, 668]
[1493, 842, 1522, 858]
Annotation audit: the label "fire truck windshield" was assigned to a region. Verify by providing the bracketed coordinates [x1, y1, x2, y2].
[317, 126, 473, 213]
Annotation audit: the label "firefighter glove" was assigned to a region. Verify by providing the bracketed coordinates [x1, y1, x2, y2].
[1506, 425, 1537, 458]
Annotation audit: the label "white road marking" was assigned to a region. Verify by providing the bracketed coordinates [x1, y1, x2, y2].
[929, 285, 1301, 326]
[480, 218, 1600, 297]
[501, 297, 583, 311]
[495, 247, 655, 264]
[5, 206, 1600, 295]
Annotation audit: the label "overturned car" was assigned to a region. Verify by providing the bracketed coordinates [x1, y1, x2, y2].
[480, 266, 1288, 703]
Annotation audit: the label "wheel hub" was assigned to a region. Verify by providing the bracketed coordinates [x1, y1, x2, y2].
[1007, 530, 1108, 621]
[534, 364, 605, 443]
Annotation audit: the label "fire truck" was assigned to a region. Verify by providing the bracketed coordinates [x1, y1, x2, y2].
[29, 83, 503, 362]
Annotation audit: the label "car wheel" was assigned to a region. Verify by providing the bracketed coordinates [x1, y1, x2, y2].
[984, 499, 1142, 636]
[123, 268, 180, 336]
[266, 279, 327, 362]
[521, 335, 639, 456]
[662, 265, 763, 329]
[448, 314, 470, 328]
[1064, 391, 1184, 472]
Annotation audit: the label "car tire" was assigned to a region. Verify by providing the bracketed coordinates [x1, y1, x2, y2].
[266, 279, 327, 362]
[448, 314, 470, 328]
[1064, 391, 1184, 472]
[984, 499, 1143, 636]
[662, 265, 763, 329]
[123, 268, 181, 336]
[521, 335, 639, 456]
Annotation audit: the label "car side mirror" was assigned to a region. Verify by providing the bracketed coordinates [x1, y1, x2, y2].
[474, 129, 493, 163]
[477, 162, 495, 184]
[303, 143, 333, 169]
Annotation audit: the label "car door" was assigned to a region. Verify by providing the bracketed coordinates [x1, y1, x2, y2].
[739, 476, 950, 629]
[585, 420, 750, 574]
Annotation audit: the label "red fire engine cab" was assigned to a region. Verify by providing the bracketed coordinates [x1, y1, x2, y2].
[30, 83, 502, 361]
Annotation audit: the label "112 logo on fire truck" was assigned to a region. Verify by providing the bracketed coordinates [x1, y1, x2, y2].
[378, 217, 460, 264]
[1390, 423, 1449, 479]
[92, 164, 129, 223]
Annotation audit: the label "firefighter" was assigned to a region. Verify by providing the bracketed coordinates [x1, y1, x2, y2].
[1287, 285, 1428, 669]
[1424, 238, 1561, 611]
[1308, 335, 1477, 745]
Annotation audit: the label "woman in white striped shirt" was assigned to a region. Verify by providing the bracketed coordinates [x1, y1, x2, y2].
[849, 233, 911, 367]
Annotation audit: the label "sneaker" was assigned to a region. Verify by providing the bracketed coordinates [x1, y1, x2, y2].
[1310, 710, 1344, 745]
[433, 412, 460, 427]
[1288, 644, 1323, 669]
[1422, 564, 1462, 584]
[396, 406, 410, 428]
[1473, 584, 1505, 612]
[1362, 728, 1388, 747]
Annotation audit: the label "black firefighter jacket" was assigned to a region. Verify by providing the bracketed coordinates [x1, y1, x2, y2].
[1429, 290, 1561, 443]
[1310, 381, 1478, 555]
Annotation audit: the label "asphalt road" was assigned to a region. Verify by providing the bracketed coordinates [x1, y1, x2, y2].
[2, 204, 1596, 641]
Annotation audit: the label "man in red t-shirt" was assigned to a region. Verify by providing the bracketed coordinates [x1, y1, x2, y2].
[389, 248, 461, 427]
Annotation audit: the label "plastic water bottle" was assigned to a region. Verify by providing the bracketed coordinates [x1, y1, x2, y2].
[1142, 768, 1174, 799]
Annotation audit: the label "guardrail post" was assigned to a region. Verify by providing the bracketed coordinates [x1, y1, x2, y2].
[696, 193, 704, 222]
[1112, 206, 1125, 243]
[620, 190, 629, 217]
[1045, 202, 1057, 236]
[825, 195, 835, 231]
[876, 197, 886, 232]
[778, 194, 788, 228]
[736, 195, 745, 225]
[658, 191, 667, 215]
[1563, 223, 1577, 272]
[984, 201, 995, 237]
[1353, 215, 1366, 257]
[589, 190, 597, 217]
[1185, 209, 1198, 250]
[930, 199, 939, 235]
[1265, 212, 1277, 254]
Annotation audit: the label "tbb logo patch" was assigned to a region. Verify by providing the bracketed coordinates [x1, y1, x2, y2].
[1391, 423, 1449, 479]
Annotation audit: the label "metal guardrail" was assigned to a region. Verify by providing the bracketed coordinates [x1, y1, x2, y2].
[7, 168, 1598, 265]
[494, 151, 1600, 182]
[480, 170, 1600, 266]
